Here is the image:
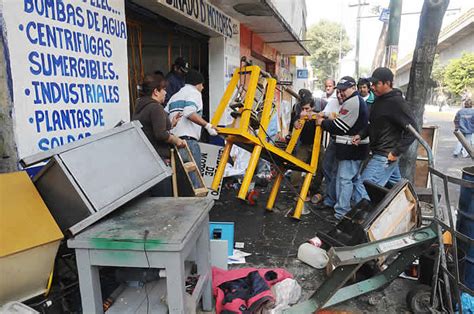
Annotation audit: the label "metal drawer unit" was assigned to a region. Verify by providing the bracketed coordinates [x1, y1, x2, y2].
[22, 121, 171, 235]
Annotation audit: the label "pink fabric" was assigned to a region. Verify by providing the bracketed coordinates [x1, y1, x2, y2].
[212, 267, 293, 314]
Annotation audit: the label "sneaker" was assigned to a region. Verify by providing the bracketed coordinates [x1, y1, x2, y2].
[311, 193, 323, 205]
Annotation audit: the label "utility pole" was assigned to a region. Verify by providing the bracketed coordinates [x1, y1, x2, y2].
[349, 1, 369, 78]
[384, 0, 403, 75]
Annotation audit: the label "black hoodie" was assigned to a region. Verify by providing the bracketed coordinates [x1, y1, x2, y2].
[132, 96, 172, 159]
[363, 89, 417, 157]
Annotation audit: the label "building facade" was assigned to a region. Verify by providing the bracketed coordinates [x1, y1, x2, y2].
[395, 8, 474, 91]
[0, 0, 308, 171]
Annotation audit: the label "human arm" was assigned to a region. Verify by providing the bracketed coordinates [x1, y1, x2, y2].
[388, 100, 417, 157]
[454, 111, 460, 131]
[319, 97, 360, 135]
[171, 112, 182, 128]
[187, 113, 218, 136]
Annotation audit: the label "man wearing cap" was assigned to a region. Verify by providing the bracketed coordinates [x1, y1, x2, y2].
[165, 57, 189, 104]
[315, 76, 369, 222]
[166, 69, 218, 185]
[353, 67, 416, 204]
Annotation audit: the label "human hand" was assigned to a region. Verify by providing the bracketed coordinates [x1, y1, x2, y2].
[175, 138, 187, 148]
[205, 123, 218, 136]
[352, 135, 361, 146]
[294, 120, 303, 129]
[315, 117, 324, 126]
[171, 113, 182, 128]
[387, 152, 398, 162]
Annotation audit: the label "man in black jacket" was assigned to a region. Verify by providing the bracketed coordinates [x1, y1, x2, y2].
[353, 67, 417, 203]
[316, 76, 369, 221]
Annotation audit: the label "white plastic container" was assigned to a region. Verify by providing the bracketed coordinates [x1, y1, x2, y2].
[297, 243, 329, 269]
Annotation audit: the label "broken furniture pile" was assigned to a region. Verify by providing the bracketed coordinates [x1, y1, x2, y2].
[0, 121, 212, 313]
[210, 63, 322, 219]
[286, 125, 474, 313]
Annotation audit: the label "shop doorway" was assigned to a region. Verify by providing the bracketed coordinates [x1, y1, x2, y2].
[125, 3, 210, 120]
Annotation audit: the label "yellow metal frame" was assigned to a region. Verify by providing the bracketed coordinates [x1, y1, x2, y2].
[211, 66, 322, 219]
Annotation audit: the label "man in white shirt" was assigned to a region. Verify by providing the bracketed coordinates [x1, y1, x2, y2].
[317, 79, 342, 211]
[322, 79, 341, 119]
[166, 69, 218, 184]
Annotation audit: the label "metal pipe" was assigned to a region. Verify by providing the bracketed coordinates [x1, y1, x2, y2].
[281, 86, 300, 100]
[406, 124, 453, 312]
[454, 130, 474, 159]
[266, 173, 283, 211]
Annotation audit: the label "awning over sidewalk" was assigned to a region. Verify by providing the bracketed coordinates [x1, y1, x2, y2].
[211, 0, 310, 56]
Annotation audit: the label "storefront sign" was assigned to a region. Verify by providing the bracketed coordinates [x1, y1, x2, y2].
[162, 0, 238, 38]
[297, 69, 309, 79]
[199, 143, 224, 199]
[1, 0, 130, 159]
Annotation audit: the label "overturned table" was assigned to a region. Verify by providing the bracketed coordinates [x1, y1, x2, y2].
[68, 197, 213, 313]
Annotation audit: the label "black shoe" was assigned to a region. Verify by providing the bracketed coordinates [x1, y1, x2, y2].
[316, 204, 334, 212]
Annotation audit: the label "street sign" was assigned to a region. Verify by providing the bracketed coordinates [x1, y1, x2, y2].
[379, 8, 390, 23]
[297, 69, 309, 79]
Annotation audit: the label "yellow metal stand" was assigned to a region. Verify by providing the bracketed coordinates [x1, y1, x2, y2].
[211, 65, 322, 219]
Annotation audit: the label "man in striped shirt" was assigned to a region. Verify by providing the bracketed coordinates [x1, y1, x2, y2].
[315, 76, 369, 223]
[165, 69, 218, 185]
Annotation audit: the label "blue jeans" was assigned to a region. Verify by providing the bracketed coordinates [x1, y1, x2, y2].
[322, 141, 337, 207]
[334, 160, 362, 219]
[179, 139, 202, 188]
[453, 132, 473, 157]
[354, 154, 402, 203]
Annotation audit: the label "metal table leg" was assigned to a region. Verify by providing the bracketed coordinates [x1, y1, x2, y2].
[165, 253, 187, 314]
[75, 249, 103, 313]
[196, 224, 213, 311]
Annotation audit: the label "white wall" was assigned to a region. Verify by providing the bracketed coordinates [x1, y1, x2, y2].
[439, 32, 474, 64]
[209, 37, 226, 125]
[269, 0, 307, 39]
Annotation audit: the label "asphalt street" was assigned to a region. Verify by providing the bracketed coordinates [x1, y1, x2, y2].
[209, 106, 473, 313]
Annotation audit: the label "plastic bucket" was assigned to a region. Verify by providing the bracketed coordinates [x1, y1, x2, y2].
[419, 245, 466, 286]
[456, 166, 474, 290]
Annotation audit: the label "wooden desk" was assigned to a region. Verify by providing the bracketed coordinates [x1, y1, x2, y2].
[68, 197, 213, 313]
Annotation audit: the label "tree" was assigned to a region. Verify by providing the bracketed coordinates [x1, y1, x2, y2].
[306, 20, 352, 83]
[401, 0, 449, 182]
[443, 52, 474, 96]
[431, 54, 445, 89]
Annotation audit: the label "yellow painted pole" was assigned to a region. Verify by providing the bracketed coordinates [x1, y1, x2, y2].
[258, 78, 277, 140]
[239, 66, 260, 132]
[266, 173, 283, 211]
[237, 145, 262, 200]
[211, 140, 233, 190]
[211, 68, 241, 126]
[292, 172, 312, 219]
[310, 126, 323, 170]
[285, 120, 304, 154]
[292, 126, 323, 219]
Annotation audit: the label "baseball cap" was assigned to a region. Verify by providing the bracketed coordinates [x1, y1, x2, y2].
[174, 57, 189, 73]
[336, 76, 356, 90]
[369, 67, 394, 83]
